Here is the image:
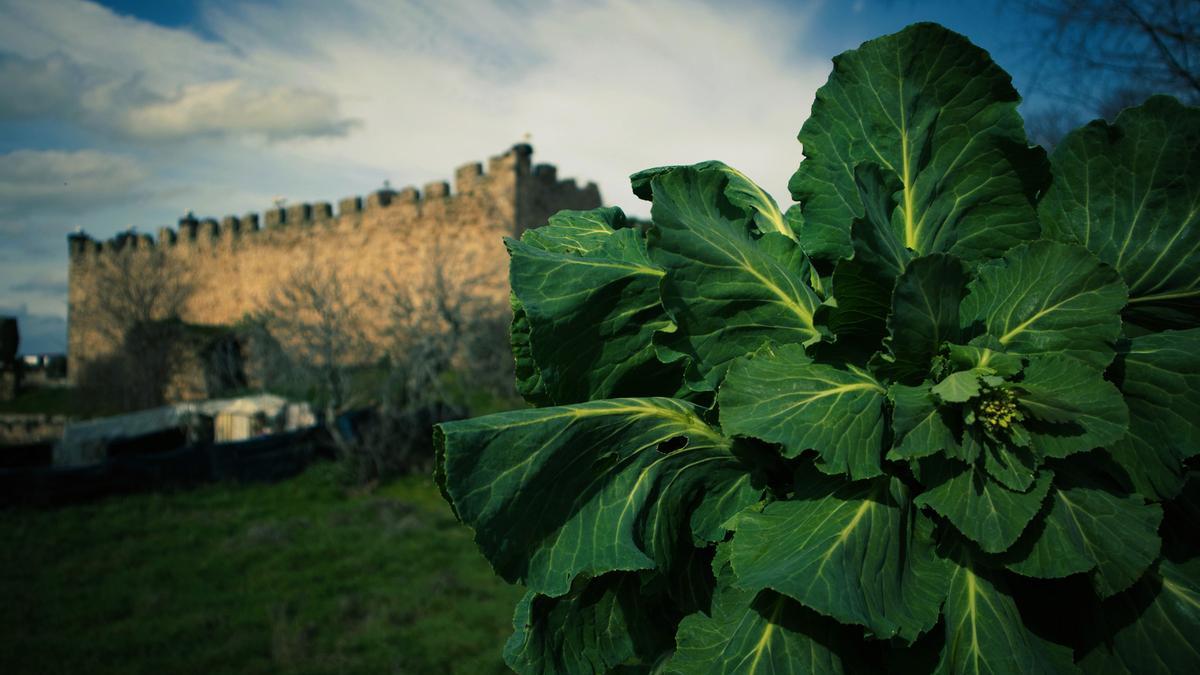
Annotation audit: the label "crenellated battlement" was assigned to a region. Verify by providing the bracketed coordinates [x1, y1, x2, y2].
[65, 143, 602, 382]
[67, 143, 599, 261]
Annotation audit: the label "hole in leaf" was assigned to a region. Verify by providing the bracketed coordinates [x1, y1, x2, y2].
[657, 435, 688, 454]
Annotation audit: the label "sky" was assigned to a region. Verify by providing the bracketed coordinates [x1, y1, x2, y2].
[0, 0, 1051, 355]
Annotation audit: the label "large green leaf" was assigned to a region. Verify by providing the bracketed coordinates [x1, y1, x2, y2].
[1107, 328, 1200, 500]
[789, 22, 1045, 263]
[947, 343, 1024, 377]
[511, 207, 641, 405]
[521, 207, 631, 254]
[436, 398, 760, 596]
[848, 163, 912, 277]
[647, 168, 822, 389]
[719, 343, 888, 479]
[887, 254, 968, 382]
[932, 371, 983, 404]
[1015, 355, 1129, 459]
[915, 460, 1052, 553]
[661, 576, 860, 675]
[977, 430, 1038, 492]
[1079, 557, 1200, 675]
[730, 473, 950, 642]
[784, 205, 830, 299]
[504, 573, 675, 675]
[632, 161, 795, 241]
[819, 164, 908, 355]
[511, 294, 552, 406]
[688, 471, 763, 546]
[509, 215, 679, 404]
[1039, 96, 1200, 329]
[960, 241, 1128, 370]
[823, 256, 892, 358]
[658, 541, 719, 616]
[889, 382, 963, 461]
[1003, 465, 1163, 597]
[936, 542, 1080, 674]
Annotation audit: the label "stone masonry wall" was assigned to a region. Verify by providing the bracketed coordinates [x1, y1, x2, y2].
[0, 414, 68, 446]
[66, 144, 601, 381]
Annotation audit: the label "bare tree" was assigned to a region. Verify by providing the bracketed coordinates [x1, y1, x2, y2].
[1028, 0, 1198, 100]
[79, 238, 194, 348]
[1018, 0, 1200, 145]
[376, 234, 512, 409]
[250, 266, 374, 426]
[334, 235, 513, 483]
[74, 238, 195, 411]
[243, 234, 517, 482]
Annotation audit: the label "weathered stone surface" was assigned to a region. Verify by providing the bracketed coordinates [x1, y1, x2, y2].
[533, 163, 557, 183]
[423, 181, 450, 199]
[66, 145, 603, 387]
[264, 208, 285, 228]
[455, 162, 483, 193]
[285, 204, 311, 225]
[366, 190, 395, 209]
[0, 413, 67, 444]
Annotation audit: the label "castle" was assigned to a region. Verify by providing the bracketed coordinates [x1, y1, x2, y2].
[65, 144, 602, 388]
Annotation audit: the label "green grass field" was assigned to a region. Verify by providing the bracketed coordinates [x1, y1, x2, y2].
[0, 463, 523, 674]
[0, 387, 81, 416]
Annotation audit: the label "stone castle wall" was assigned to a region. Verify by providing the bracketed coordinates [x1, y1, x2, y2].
[66, 144, 601, 382]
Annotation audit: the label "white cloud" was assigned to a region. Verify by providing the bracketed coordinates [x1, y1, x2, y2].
[0, 52, 83, 117]
[0, 149, 148, 214]
[118, 79, 357, 141]
[8, 272, 68, 298]
[0, 0, 355, 143]
[1, 0, 829, 211]
[0, 0, 234, 89]
[197, 0, 829, 214]
[0, 0, 834, 327]
[0, 51, 355, 142]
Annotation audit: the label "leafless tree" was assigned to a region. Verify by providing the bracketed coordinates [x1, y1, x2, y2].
[1018, 0, 1200, 145]
[244, 234, 517, 481]
[74, 238, 195, 411]
[79, 238, 194, 348]
[376, 235, 509, 408]
[250, 265, 374, 427]
[336, 235, 513, 483]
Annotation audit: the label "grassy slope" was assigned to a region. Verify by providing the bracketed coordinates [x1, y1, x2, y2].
[0, 463, 523, 674]
[0, 387, 80, 416]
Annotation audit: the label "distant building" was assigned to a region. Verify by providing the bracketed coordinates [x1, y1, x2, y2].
[65, 144, 601, 392]
[19, 353, 68, 388]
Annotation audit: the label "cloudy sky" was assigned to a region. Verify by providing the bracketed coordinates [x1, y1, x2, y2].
[0, 0, 1044, 354]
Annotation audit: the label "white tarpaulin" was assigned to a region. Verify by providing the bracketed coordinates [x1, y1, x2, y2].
[55, 395, 315, 466]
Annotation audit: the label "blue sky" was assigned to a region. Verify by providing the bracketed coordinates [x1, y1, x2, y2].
[0, 0, 1057, 354]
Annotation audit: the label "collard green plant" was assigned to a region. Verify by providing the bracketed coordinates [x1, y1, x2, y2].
[436, 22, 1200, 675]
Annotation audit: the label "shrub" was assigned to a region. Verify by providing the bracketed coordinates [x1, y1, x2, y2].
[436, 22, 1199, 674]
[336, 402, 466, 485]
